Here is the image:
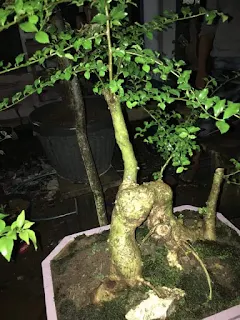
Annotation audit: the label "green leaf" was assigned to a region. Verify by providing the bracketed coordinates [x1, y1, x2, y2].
[73, 38, 82, 50]
[213, 99, 226, 117]
[135, 56, 145, 64]
[176, 167, 185, 174]
[223, 102, 240, 120]
[110, 5, 127, 20]
[109, 80, 119, 93]
[99, 70, 105, 77]
[142, 65, 150, 73]
[221, 14, 228, 23]
[0, 220, 6, 233]
[29, 15, 39, 25]
[19, 230, 30, 244]
[23, 220, 35, 230]
[198, 88, 209, 101]
[0, 237, 14, 262]
[27, 230, 37, 250]
[16, 210, 25, 229]
[65, 53, 74, 60]
[6, 230, 17, 240]
[20, 22, 38, 33]
[83, 39, 92, 50]
[35, 31, 49, 44]
[179, 131, 188, 139]
[92, 13, 107, 24]
[15, 53, 25, 65]
[146, 32, 153, 40]
[84, 71, 90, 80]
[216, 121, 230, 134]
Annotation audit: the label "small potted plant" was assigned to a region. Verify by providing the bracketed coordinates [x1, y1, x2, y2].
[0, 1, 240, 319]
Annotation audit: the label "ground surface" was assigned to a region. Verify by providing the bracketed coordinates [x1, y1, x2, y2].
[0, 123, 240, 320]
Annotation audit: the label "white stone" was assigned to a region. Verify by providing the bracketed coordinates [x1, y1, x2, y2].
[46, 178, 59, 191]
[125, 288, 184, 320]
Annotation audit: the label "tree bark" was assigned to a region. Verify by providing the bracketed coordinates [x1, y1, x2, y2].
[54, 12, 107, 226]
[204, 168, 224, 241]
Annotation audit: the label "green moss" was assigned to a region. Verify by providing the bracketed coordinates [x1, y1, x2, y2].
[143, 245, 181, 288]
[55, 224, 240, 320]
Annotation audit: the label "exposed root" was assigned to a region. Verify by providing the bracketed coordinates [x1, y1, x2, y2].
[137, 277, 164, 298]
[167, 250, 183, 271]
[182, 242, 212, 301]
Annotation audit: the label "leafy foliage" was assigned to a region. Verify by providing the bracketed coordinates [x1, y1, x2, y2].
[0, 0, 239, 175]
[0, 210, 37, 261]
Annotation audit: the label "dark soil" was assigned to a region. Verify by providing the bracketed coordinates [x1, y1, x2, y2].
[51, 212, 240, 320]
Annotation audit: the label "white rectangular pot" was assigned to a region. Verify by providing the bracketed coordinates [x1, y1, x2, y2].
[42, 205, 240, 320]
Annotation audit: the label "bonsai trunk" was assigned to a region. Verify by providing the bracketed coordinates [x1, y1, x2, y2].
[54, 12, 107, 227]
[93, 91, 174, 303]
[204, 168, 224, 241]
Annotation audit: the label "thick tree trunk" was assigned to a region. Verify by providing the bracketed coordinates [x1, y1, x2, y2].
[54, 12, 107, 226]
[204, 168, 224, 241]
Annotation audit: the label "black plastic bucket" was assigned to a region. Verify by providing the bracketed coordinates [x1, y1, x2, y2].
[30, 96, 115, 183]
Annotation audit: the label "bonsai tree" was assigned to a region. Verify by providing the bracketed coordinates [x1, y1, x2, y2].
[0, 0, 239, 304]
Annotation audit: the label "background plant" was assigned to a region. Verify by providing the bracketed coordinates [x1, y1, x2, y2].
[0, 209, 37, 261]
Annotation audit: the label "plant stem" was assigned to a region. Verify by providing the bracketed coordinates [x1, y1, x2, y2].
[105, 2, 113, 81]
[55, 12, 107, 226]
[159, 155, 173, 179]
[204, 168, 224, 241]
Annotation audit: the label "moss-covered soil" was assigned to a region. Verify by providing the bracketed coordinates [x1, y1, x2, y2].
[51, 211, 240, 320]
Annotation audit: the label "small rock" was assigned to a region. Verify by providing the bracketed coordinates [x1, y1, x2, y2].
[46, 178, 59, 191]
[125, 287, 185, 320]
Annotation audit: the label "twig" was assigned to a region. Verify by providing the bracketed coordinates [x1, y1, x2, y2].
[105, 1, 113, 81]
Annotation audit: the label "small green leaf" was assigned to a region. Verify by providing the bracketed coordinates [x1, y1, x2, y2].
[20, 22, 38, 33]
[99, 70, 105, 77]
[6, 230, 17, 240]
[0, 237, 14, 262]
[16, 210, 25, 229]
[23, 220, 35, 230]
[0, 220, 6, 233]
[198, 88, 209, 101]
[213, 99, 226, 117]
[146, 32, 153, 40]
[179, 131, 188, 138]
[27, 230, 37, 250]
[216, 121, 230, 134]
[19, 230, 30, 244]
[84, 71, 90, 80]
[83, 39, 92, 50]
[142, 65, 150, 73]
[92, 13, 107, 24]
[65, 53, 74, 60]
[35, 31, 49, 44]
[221, 14, 228, 23]
[15, 53, 25, 65]
[29, 15, 39, 25]
[223, 102, 240, 120]
[176, 167, 184, 174]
